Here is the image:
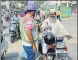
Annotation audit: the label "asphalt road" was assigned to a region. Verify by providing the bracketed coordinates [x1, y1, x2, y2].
[2, 13, 77, 60]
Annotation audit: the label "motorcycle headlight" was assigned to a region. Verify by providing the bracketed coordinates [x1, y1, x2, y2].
[11, 27, 14, 30]
[56, 42, 65, 48]
[10, 26, 16, 30]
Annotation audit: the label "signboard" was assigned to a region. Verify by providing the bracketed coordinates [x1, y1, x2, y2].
[61, 7, 71, 18]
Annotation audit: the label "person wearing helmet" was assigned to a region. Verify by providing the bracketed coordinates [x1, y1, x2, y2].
[41, 8, 72, 60]
[11, 11, 20, 21]
[20, 3, 39, 60]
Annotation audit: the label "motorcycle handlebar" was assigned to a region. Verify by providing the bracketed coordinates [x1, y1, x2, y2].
[42, 33, 69, 40]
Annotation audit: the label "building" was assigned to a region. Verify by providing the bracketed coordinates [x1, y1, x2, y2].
[1, 1, 10, 9]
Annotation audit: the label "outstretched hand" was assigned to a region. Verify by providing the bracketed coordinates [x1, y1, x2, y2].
[66, 34, 72, 40]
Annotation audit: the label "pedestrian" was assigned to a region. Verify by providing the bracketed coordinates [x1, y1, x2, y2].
[19, 3, 39, 60]
[41, 8, 72, 60]
[56, 8, 61, 21]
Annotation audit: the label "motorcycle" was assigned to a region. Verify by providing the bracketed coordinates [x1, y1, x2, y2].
[9, 20, 20, 43]
[45, 35, 68, 60]
[1, 33, 8, 60]
[38, 25, 71, 60]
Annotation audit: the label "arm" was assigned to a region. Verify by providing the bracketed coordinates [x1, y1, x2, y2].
[24, 17, 37, 52]
[58, 20, 72, 39]
[26, 29, 36, 47]
[59, 22, 69, 35]
[41, 19, 48, 32]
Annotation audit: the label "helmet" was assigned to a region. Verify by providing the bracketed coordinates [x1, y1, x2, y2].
[44, 32, 55, 45]
[24, 3, 38, 11]
[49, 9, 56, 13]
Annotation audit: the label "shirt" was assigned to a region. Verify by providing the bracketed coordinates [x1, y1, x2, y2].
[41, 18, 69, 37]
[56, 10, 60, 16]
[22, 14, 37, 46]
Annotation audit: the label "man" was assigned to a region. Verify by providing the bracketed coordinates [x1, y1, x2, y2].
[56, 8, 61, 21]
[20, 3, 39, 60]
[41, 8, 72, 60]
[11, 11, 20, 21]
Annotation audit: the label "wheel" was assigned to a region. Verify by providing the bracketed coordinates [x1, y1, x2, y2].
[1, 53, 4, 60]
[1, 56, 4, 60]
[1, 49, 7, 60]
[35, 54, 43, 60]
[10, 37, 14, 43]
[18, 31, 21, 39]
[47, 54, 55, 60]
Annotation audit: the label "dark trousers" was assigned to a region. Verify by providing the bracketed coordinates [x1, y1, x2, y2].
[57, 16, 61, 21]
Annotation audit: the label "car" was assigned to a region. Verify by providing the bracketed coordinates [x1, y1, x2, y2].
[1, 34, 8, 60]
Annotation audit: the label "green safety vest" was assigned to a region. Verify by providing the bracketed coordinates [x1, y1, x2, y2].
[19, 17, 39, 43]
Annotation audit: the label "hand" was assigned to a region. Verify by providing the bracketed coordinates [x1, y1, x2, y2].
[32, 44, 37, 52]
[67, 34, 72, 40]
[44, 27, 48, 31]
[50, 44, 55, 48]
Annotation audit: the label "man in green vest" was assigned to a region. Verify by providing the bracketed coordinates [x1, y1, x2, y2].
[19, 3, 39, 60]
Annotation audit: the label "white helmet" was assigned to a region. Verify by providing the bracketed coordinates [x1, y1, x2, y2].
[49, 9, 56, 13]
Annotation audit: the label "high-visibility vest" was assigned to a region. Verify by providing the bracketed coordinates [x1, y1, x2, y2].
[19, 17, 24, 39]
[19, 16, 39, 43]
